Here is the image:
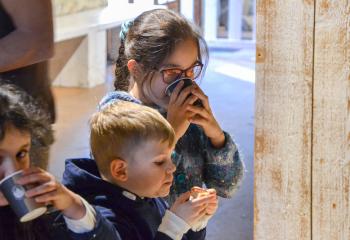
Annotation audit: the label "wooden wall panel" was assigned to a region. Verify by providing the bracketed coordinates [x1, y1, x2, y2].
[254, 1, 314, 239]
[312, 1, 350, 239]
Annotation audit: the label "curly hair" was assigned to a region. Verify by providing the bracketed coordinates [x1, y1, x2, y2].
[0, 82, 54, 169]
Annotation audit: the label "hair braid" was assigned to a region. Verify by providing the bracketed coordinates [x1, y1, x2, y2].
[114, 40, 130, 91]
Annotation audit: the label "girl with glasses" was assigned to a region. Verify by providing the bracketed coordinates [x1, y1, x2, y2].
[100, 8, 243, 205]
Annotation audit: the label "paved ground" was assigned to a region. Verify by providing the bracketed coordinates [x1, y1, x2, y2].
[203, 48, 255, 240]
[50, 47, 255, 240]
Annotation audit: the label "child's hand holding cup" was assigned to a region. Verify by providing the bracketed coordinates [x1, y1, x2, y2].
[0, 157, 47, 222]
[165, 77, 203, 107]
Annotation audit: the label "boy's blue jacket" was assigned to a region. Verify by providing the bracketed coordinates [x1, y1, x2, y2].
[62, 158, 206, 240]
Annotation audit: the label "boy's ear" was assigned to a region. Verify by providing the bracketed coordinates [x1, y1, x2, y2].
[127, 59, 142, 80]
[110, 159, 128, 182]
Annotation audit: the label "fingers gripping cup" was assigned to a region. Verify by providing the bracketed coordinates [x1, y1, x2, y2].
[165, 78, 203, 107]
[0, 170, 47, 222]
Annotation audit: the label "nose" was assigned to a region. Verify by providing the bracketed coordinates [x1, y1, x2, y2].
[1, 155, 18, 177]
[183, 71, 193, 79]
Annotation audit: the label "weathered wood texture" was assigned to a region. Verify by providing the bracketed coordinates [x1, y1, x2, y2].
[312, 1, 350, 239]
[254, 0, 314, 239]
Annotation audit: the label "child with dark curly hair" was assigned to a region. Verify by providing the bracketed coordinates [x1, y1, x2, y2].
[0, 83, 120, 240]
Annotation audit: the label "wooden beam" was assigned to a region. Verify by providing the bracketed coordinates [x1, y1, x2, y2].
[254, 1, 314, 239]
[312, 1, 350, 239]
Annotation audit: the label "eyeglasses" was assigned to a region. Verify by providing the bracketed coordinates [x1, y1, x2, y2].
[158, 61, 203, 84]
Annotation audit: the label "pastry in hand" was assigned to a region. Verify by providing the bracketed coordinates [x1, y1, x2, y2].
[190, 186, 209, 200]
[189, 186, 214, 231]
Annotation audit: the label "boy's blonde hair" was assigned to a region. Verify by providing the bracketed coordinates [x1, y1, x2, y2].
[90, 101, 175, 179]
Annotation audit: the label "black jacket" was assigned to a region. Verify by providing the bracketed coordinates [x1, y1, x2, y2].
[0, 192, 120, 240]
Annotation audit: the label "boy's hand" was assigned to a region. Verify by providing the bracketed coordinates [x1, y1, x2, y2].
[16, 167, 86, 220]
[205, 189, 218, 215]
[170, 191, 212, 226]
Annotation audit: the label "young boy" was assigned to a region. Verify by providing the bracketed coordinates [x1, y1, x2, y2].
[63, 101, 218, 240]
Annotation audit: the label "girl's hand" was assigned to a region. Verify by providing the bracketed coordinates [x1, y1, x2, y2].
[187, 83, 225, 148]
[16, 167, 86, 220]
[170, 191, 211, 226]
[0, 191, 9, 206]
[167, 81, 199, 141]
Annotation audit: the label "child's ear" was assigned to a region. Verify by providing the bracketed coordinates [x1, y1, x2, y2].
[110, 159, 128, 182]
[127, 59, 142, 80]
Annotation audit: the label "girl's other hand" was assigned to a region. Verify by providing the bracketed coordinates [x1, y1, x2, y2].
[187, 83, 225, 148]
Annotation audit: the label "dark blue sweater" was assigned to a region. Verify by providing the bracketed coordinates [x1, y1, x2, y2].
[62, 158, 206, 240]
[0, 204, 120, 240]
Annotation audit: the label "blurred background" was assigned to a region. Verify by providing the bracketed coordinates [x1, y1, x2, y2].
[49, 1, 255, 239]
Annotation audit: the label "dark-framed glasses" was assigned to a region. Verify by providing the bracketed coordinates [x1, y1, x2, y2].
[159, 61, 203, 84]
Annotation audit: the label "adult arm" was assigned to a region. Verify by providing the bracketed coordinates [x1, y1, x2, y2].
[0, 0, 54, 72]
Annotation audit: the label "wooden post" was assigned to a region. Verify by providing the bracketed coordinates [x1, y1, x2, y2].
[254, 1, 314, 239]
[255, 0, 350, 239]
[312, 1, 350, 239]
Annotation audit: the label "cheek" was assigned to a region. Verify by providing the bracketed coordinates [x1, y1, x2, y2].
[21, 158, 30, 169]
[15, 156, 30, 171]
[149, 75, 167, 98]
[0, 157, 28, 177]
[141, 167, 166, 187]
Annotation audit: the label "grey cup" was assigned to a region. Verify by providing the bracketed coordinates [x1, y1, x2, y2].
[0, 170, 47, 222]
[165, 77, 203, 107]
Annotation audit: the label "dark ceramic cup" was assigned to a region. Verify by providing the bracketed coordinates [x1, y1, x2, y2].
[165, 77, 203, 107]
[0, 170, 47, 222]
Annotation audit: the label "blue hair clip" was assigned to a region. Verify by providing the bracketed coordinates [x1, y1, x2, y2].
[119, 20, 134, 41]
